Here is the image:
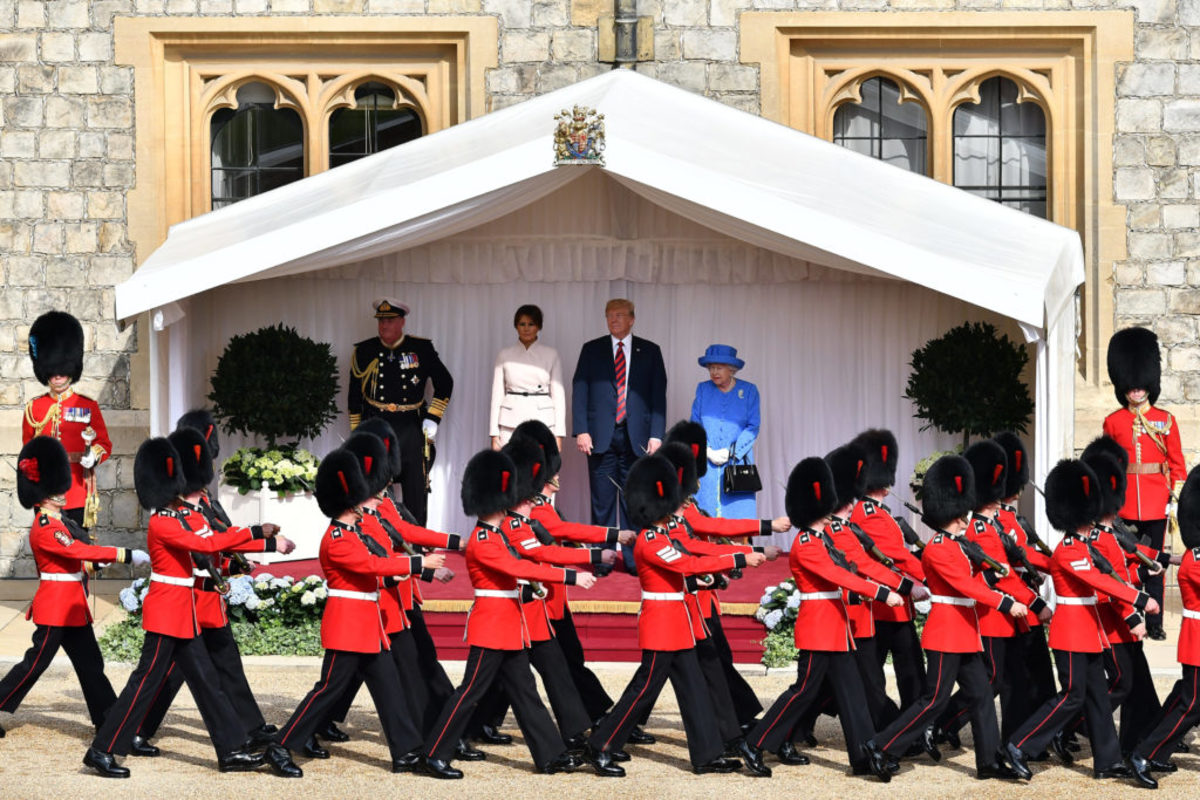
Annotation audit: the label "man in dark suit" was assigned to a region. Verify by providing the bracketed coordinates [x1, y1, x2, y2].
[572, 298, 667, 569]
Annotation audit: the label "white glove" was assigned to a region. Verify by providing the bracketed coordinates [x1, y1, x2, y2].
[422, 419, 439, 441]
[708, 447, 730, 466]
[79, 450, 97, 469]
[130, 549, 150, 566]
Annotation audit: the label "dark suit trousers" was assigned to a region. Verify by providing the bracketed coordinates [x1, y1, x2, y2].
[326, 630, 431, 736]
[875, 619, 926, 710]
[587, 423, 637, 568]
[1127, 517, 1166, 629]
[706, 611, 763, 725]
[1000, 627, 1056, 742]
[1134, 665, 1200, 762]
[408, 605, 455, 729]
[468, 637, 592, 740]
[940, 635, 1007, 735]
[551, 608, 613, 721]
[0, 623, 115, 726]
[1119, 640, 1162, 753]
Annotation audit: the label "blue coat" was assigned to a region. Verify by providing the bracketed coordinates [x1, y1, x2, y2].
[571, 335, 667, 453]
[690, 378, 760, 517]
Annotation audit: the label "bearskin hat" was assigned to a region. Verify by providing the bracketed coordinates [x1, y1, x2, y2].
[134, 437, 186, 511]
[461, 449, 519, 518]
[1107, 326, 1161, 407]
[665, 419, 708, 478]
[176, 409, 221, 460]
[511, 419, 561, 478]
[825, 442, 869, 510]
[355, 417, 402, 481]
[786, 457, 838, 530]
[1082, 452, 1127, 520]
[626, 455, 683, 530]
[17, 436, 72, 509]
[1177, 464, 1200, 551]
[992, 432, 1029, 499]
[850, 429, 898, 492]
[28, 310, 84, 386]
[659, 441, 700, 498]
[1044, 459, 1102, 534]
[344, 431, 391, 497]
[963, 440, 1008, 509]
[167, 427, 215, 494]
[920, 455, 976, 529]
[315, 448, 370, 518]
[1081, 434, 1129, 472]
[502, 436, 549, 502]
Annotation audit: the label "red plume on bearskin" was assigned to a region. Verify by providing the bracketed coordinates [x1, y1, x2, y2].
[134, 437, 186, 510]
[355, 417, 403, 482]
[825, 442, 869, 509]
[850, 428, 899, 492]
[659, 442, 700, 497]
[461, 449, 518, 517]
[1044, 459, 1102, 533]
[511, 420, 562, 478]
[501, 436, 549, 502]
[168, 427, 215, 494]
[919, 455, 976, 529]
[992, 431, 1029, 498]
[665, 420, 708, 478]
[176, 409, 221, 460]
[17, 436, 71, 509]
[786, 457, 837, 530]
[344, 431, 390, 497]
[963, 440, 1007, 508]
[626, 454, 682, 530]
[315, 448, 370, 518]
[1082, 451, 1126, 519]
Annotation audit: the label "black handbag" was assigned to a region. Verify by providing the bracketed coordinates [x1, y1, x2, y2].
[722, 458, 762, 494]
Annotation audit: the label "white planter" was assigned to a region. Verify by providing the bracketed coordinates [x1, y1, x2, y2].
[217, 483, 325, 564]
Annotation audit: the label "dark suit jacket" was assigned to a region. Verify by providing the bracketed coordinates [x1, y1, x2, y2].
[571, 335, 667, 453]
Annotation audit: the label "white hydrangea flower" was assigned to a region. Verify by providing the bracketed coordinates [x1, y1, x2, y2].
[786, 593, 802, 609]
[260, 598, 275, 609]
[759, 593, 773, 606]
[763, 584, 777, 594]
[763, 609, 784, 630]
[300, 590, 316, 606]
[313, 586, 328, 600]
[244, 593, 261, 611]
[257, 573, 275, 583]
[305, 575, 322, 585]
[754, 607, 767, 622]
[119, 586, 140, 612]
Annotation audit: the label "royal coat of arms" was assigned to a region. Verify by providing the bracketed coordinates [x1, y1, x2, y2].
[554, 105, 605, 166]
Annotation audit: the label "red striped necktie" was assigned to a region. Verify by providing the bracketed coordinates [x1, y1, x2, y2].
[614, 341, 627, 423]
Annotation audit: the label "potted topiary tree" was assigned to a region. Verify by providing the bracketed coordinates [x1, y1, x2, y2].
[210, 324, 339, 562]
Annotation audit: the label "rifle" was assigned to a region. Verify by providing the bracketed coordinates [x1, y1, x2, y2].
[844, 520, 897, 570]
[1086, 539, 1134, 588]
[891, 496, 927, 551]
[989, 518, 1044, 589]
[953, 533, 1010, 578]
[199, 495, 254, 575]
[1110, 519, 1162, 572]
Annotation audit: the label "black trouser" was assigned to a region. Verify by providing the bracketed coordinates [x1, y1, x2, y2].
[940, 635, 1008, 736]
[695, 634, 742, 743]
[92, 632, 246, 759]
[551, 607, 613, 721]
[1135, 665, 1200, 762]
[1000, 626, 1056, 742]
[706, 610, 763, 725]
[589, 648, 723, 767]
[277, 648, 421, 761]
[425, 646, 565, 767]
[408, 605, 455, 730]
[748, 650, 875, 770]
[369, 410, 427, 526]
[469, 637, 593, 740]
[586, 423, 637, 569]
[796, 635, 897, 735]
[1126, 517, 1166, 630]
[0, 623, 115, 727]
[1120, 640, 1162, 754]
[137, 622, 265, 739]
[875, 619, 926, 710]
[1009, 649, 1121, 769]
[876, 650, 998, 769]
[327, 629, 430, 735]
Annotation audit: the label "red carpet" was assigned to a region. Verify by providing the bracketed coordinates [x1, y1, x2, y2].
[253, 552, 788, 662]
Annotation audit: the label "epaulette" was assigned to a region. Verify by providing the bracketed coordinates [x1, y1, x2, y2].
[645, 529, 656, 540]
[972, 519, 987, 534]
[932, 534, 944, 544]
[509, 518, 521, 530]
[477, 529, 490, 541]
[861, 501, 876, 515]
[155, 507, 179, 518]
[797, 531, 810, 544]
[330, 528, 343, 539]
[37, 513, 48, 526]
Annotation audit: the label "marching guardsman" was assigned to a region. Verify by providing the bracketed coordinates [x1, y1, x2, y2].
[132, 425, 293, 756]
[86, 437, 274, 778]
[23, 311, 111, 530]
[348, 298, 453, 526]
[266, 448, 444, 778]
[1104, 327, 1186, 640]
[1004, 459, 1156, 783]
[420, 449, 593, 779]
[864, 454, 1028, 781]
[1127, 463, 1200, 788]
[585, 454, 763, 777]
[849, 428, 929, 712]
[738, 457, 898, 781]
[0, 437, 148, 737]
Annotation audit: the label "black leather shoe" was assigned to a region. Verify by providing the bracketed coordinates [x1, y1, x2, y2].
[921, 726, 942, 762]
[776, 740, 810, 766]
[1148, 758, 1178, 773]
[977, 762, 1021, 780]
[1148, 627, 1167, 641]
[1052, 730, 1075, 764]
[246, 723, 278, 748]
[1065, 732, 1082, 752]
[584, 744, 625, 777]
[1005, 742, 1033, 781]
[886, 757, 901, 774]
[1129, 755, 1160, 789]
[83, 747, 130, 778]
[318, 721, 350, 742]
[302, 736, 330, 759]
[218, 748, 266, 773]
[540, 752, 582, 774]
[129, 735, 160, 757]
[738, 739, 772, 777]
[476, 724, 513, 745]
[1094, 763, 1132, 779]
[565, 734, 587, 754]
[455, 739, 486, 761]
[859, 740, 893, 783]
[692, 756, 741, 774]
[265, 743, 302, 778]
[609, 748, 631, 763]
[1175, 740, 1189, 753]
[935, 725, 961, 750]
[392, 752, 421, 774]
[628, 726, 656, 745]
[421, 756, 464, 779]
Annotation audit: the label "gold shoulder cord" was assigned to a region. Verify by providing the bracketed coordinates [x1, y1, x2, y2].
[24, 397, 61, 437]
[350, 350, 381, 399]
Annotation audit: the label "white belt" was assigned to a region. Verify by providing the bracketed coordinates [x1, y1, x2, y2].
[1183, 609, 1200, 620]
[474, 589, 520, 599]
[39, 572, 83, 582]
[1056, 596, 1097, 606]
[327, 588, 379, 601]
[797, 591, 840, 600]
[150, 572, 194, 587]
[642, 591, 685, 601]
[930, 595, 975, 607]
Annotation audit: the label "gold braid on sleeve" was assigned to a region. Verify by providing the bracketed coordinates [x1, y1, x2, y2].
[350, 352, 381, 399]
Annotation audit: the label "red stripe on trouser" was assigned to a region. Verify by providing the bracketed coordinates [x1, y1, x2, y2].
[0, 627, 54, 709]
[1017, 651, 1074, 751]
[137, 661, 176, 734]
[281, 652, 338, 745]
[603, 652, 658, 752]
[1147, 668, 1198, 760]
[883, 652, 945, 753]
[427, 651, 484, 756]
[753, 652, 814, 748]
[106, 637, 165, 753]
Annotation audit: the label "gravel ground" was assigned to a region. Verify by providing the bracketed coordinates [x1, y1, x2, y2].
[0, 661, 1195, 799]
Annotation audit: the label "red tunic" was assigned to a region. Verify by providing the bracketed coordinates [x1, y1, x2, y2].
[1103, 406, 1187, 520]
[529, 493, 619, 620]
[851, 499, 925, 624]
[1046, 533, 1147, 653]
[1178, 548, 1200, 667]
[964, 514, 1041, 638]
[360, 511, 411, 635]
[374, 497, 460, 611]
[188, 498, 276, 630]
[28, 510, 127, 626]
[502, 513, 597, 643]
[1090, 526, 1144, 646]
[824, 517, 910, 639]
[788, 528, 891, 652]
[22, 391, 111, 511]
[680, 501, 769, 539]
[666, 515, 755, 620]
[919, 533, 1015, 654]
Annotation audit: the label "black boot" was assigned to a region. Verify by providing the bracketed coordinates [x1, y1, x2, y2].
[1148, 758, 1178, 773]
[129, 735, 160, 757]
[692, 756, 740, 774]
[302, 736, 330, 759]
[776, 740, 810, 765]
[475, 724, 512, 745]
[738, 739, 772, 777]
[392, 751, 421, 773]
[1052, 729, 1075, 764]
[921, 726, 942, 762]
[860, 740, 893, 783]
[218, 748, 266, 772]
[1129, 755, 1159, 789]
[1094, 763, 1132, 779]
[83, 747, 130, 778]
[318, 721, 349, 742]
[584, 744, 625, 777]
[977, 762, 1021, 780]
[265, 743, 302, 778]
[1005, 742, 1033, 781]
[455, 739, 486, 761]
[627, 726, 655, 745]
[421, 756, 464, 779]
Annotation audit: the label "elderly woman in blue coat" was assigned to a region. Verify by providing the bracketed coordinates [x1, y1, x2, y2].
[689, 344, 761, 517]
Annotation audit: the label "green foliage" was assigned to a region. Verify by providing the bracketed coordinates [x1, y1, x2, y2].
[904, 321, 1033, 449]
[208, 324, 338, 449]
[98, 616, 324, 662]
[760, 627, 799, 668]
[98, 617, 146, 663]
[221, 446, 319, 497]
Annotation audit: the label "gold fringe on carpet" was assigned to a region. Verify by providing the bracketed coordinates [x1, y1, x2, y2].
[419, 599, 761, 617]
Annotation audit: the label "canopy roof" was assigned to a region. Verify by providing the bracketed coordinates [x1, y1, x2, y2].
[116, 69, 1083, 332]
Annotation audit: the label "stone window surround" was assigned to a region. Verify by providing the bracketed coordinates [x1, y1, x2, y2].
[741, 10, 1134, 384]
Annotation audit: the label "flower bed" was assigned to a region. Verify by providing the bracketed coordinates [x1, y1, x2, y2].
[221, 446, 319, 496]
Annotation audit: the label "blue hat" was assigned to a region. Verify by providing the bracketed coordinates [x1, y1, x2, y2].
[698, 344, 744, 370]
